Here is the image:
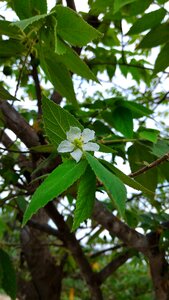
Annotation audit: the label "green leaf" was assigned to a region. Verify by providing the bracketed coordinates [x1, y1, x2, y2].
[40, 47, 78, 107]
[55, 39, 98, 82]
[128, 8, 166, 35]
[151, 140, 169, 157]
[122, 101, 152, 118]
[98, 143, 117, 154]
[42, 96, 83, 147]
[138, 128, 159, 143]
[12, 0, 47, 19]
[22, 159, 87, 226]
[0, 85, 20, 101]
[14, 13, 48, 31]
[114, 0, 137, 13]
[0, 40, 26, 58]
[101, 160, 154, 197]
[72, 166, 96, 231]
[85, 153, 127, 217]
[128, 143, 158, 192]
[112, 107, 133, 138]
[55, 5, 102, 46]
[138, 22, 169, 49]
[0, 249, 16, 300]
[154, 42, 169, 73]
[0, 20, 23, 39]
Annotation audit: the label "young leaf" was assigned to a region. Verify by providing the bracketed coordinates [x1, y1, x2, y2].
[127, 8, 166, 35]
[85, 153, 126, 217]
[14, 14, 48, 31]
[42, 96, 83, 147]
[22, 159, 87, 226]
[101, 160, 154, 197]
[72, 166, 96, 231]
[0, 249, 16, 300]
[55, 5, 102, 46]
[138, 22, 169, 49]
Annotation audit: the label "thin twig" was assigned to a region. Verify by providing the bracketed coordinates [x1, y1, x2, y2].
[129, 152, 169, 178]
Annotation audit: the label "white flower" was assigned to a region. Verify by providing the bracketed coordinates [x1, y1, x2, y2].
[57, 126, 100, 163]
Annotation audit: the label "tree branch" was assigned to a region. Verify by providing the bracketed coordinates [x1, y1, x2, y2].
[93, 200, 149, 254]
[45, 201, 103, 300]
[0, 100, 40, 148]
[129, 152, 169, 178]
[98, 250, 134, 284]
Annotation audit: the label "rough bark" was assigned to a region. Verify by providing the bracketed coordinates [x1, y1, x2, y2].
[21, 210, 65, 300]
[45, 202, 103, 300]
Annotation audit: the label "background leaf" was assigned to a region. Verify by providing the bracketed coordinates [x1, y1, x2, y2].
[23, 159, 87, 225]
[138, 23, 169, 48]
[86, 153, 127, 217]
[12, 0, 47, 19]
[0, 249, 17, 300]
[128, 8, 166, 35]
[72, 166, 96, 231]
[112, 107, 133, 138]
[42, 96, 83, 147]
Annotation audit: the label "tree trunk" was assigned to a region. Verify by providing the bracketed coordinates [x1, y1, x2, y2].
[20, 210, 65, 300]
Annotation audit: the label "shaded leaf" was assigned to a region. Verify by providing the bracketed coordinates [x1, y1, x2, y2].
[114, 0, 137, 13]
[0, 40, 26, 58]
[86, 153, 126, 217]
[0, 20, 23, 39]
[12, 0, 47, 19]
[42, 96, 82, 147]
[39, 49, 78, 107]
[72, 165, 96, 231]
[138, 22, 169, 49]
[23, 159, 87, 225]
[154, 42, 169, 73]
[0, 85, 20, 101]
[128, 143, 158, 192]
[0, 249, 16, 300]
[112, 107, 133, 138]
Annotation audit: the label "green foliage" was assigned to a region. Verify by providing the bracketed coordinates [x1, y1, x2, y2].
[86, 153, 127, 217]
[42, 96, 83, 147]
[54, 5, 102, 46]
[1, 0, 169, 298]
[23, 159, 87, 225]
[128, 8, 166, 35]
[72, 165, 96, 231]
[0, 249, 17, 300]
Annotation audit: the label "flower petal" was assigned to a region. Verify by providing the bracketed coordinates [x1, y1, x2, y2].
[70, 148, 83, 163]
[57, 140, 74, 153]
[82, 142, 100, 152]
[66, 127, 81, 142]
[82, 128, 95, 143]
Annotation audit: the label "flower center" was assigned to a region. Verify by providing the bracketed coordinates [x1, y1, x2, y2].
[73, 138, 83, 149]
